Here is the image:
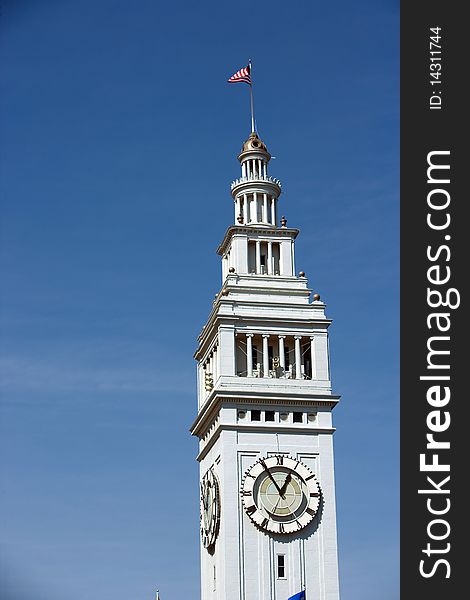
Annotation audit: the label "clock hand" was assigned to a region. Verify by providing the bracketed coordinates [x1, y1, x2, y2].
[259, 459, 282, 494]
[201, 484, 208, 511]
[279, 473, 292, 498]
[270, 494, 283, 515]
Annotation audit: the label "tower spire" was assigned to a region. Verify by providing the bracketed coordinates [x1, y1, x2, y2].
[230, 131, 281, 229]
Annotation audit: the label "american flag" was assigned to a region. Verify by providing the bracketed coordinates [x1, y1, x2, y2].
[227, 65, 252, 85]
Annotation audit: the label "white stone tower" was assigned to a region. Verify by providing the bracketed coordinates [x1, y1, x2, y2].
[191, 131, 340, 600]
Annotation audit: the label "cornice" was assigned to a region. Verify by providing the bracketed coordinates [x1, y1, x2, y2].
[194, 302, 332, 359]
[217, 226, 299, 256]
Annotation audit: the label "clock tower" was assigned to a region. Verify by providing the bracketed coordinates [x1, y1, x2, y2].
[191, 131, 340, 600]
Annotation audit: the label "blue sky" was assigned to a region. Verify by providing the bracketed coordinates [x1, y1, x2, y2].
[0, 1, 399, 599]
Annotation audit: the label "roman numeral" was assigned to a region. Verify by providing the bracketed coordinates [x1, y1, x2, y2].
[261, 518, 269, 528]
[243, 490, 252, 496]
[305, 474, 315, 481]
[276, 455, 284, 465]
[306, 508, 316, 516]
[246, 505, 256, 515]
[278, 523, 285, 533]
[310, 491, 320, 497]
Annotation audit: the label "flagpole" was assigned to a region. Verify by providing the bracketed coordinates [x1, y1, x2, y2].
[249, 59, 255, 133]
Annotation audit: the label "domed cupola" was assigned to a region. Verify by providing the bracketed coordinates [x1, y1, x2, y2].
[239, 131, 271, 160]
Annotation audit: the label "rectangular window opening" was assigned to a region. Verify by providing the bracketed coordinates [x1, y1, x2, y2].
[284, 346, 290, 369]
[277, 554, 286, 579]
[293, 411, 303, 423]
[268, 345, 274, 370]
[273, 242, 281, 274]
[252, 344, 258, 369]
[251, 410, 261, 421]
[265, 410, 275, 422]
[248, 241, 256, 272]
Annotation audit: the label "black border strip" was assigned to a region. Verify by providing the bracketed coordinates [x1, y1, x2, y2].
[401, 3, 465, 597]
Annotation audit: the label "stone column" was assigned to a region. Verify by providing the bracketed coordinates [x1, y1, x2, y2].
[271, 197, 276, 226]
[235, 198, 240, 223]
[213, 347, 218, 383]
[267, 241, 273, 275]
[262, 334, 270, 377]
[255, 240, 261, 274]
[198, 365, 203, 404]
[243, 194, 248, 224]
[246, 334, 253, 377]
[294, 336, 302, 379]
[310, 336, 317, 379]
[208, 353, 213, 385]
[291, 239, 296, 275]
[263, 194, 268, 223]
[278, 336, 286, 371]
[252, 192, 257, 222]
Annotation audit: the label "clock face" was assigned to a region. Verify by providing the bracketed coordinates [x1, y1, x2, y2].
[200, 468, 220, 549]
[241, 455, 321, 534]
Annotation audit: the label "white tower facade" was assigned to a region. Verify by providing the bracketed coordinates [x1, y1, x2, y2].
[191, 132, 340, 600]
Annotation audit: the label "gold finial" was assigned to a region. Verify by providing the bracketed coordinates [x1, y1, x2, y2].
[238, 132, 271, 161]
